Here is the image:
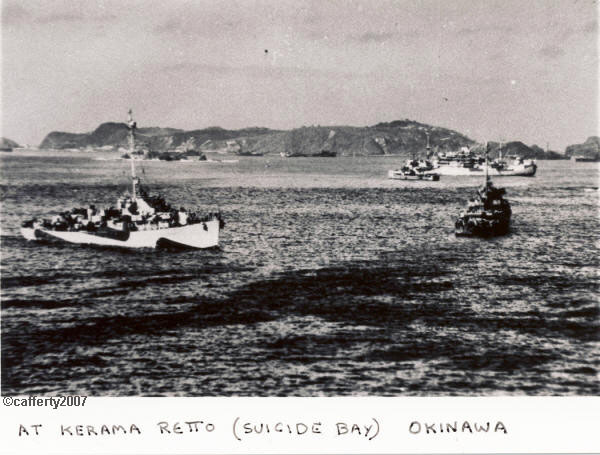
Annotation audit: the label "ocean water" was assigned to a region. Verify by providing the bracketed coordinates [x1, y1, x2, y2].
[1, 153, 598, 396]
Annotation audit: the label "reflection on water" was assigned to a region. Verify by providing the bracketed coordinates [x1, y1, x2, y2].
[1, 154, 598, 395]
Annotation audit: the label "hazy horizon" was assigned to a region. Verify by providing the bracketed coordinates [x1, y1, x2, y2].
[1, 0, 598, 150]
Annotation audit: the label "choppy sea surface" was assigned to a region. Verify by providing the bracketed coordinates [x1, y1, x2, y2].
[1, 152, 598, 396]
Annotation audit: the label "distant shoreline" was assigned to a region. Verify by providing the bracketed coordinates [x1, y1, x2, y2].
[0, 148, 578, 161]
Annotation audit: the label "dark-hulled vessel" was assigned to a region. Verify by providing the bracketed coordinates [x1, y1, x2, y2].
[455, 146, 511, 237]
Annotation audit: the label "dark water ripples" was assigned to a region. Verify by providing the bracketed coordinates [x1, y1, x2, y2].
[1, 156, 598, 395]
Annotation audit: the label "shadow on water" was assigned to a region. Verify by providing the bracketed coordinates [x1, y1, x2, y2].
[2, 162, 599, 394]
[4, 252, 598, 389]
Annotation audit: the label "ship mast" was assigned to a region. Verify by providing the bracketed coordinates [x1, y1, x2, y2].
[127, 109, 138, 200]
[484, 142, 490, 190]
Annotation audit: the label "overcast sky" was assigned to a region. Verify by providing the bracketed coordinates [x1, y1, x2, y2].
[1, 0, 598, 150]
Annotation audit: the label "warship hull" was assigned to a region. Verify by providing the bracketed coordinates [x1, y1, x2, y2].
[454, 216, 510, 237]
[435, 163, 536, 176]
[388, 170, 440, 181]
[21, 219, 220, 249]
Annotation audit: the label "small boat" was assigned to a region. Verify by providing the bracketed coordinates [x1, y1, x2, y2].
[21, 110, 224, 249]
[455, 146, 511, 237]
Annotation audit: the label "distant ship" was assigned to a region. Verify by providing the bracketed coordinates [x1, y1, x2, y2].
[388, 159, 440, 181]
[388, 133, 440, 181]
[455, 146, 511, 237]
[433, 146, 537, 176]
[280, 150, 337, 157]
[238, 151, 264, 156]
[571, 156, 599, 162]
[21, 110, 224, 249]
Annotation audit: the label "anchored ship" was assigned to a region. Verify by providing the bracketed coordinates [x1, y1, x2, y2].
[388, 133, 440, 181]
[454, 146, 511, 237]
[571, 155, 599, 162]
[433, 146, 536, 176]
[388, 159, 440, 180]
[21, 110, 224, 249]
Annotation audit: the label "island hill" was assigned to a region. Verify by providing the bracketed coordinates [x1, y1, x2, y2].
[0, 137, 21, 151]
[39, 119, 567, 160]
[564, 136, 600, 161]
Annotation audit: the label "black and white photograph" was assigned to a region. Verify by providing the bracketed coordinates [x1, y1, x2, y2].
[1, 0, 598, 407]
